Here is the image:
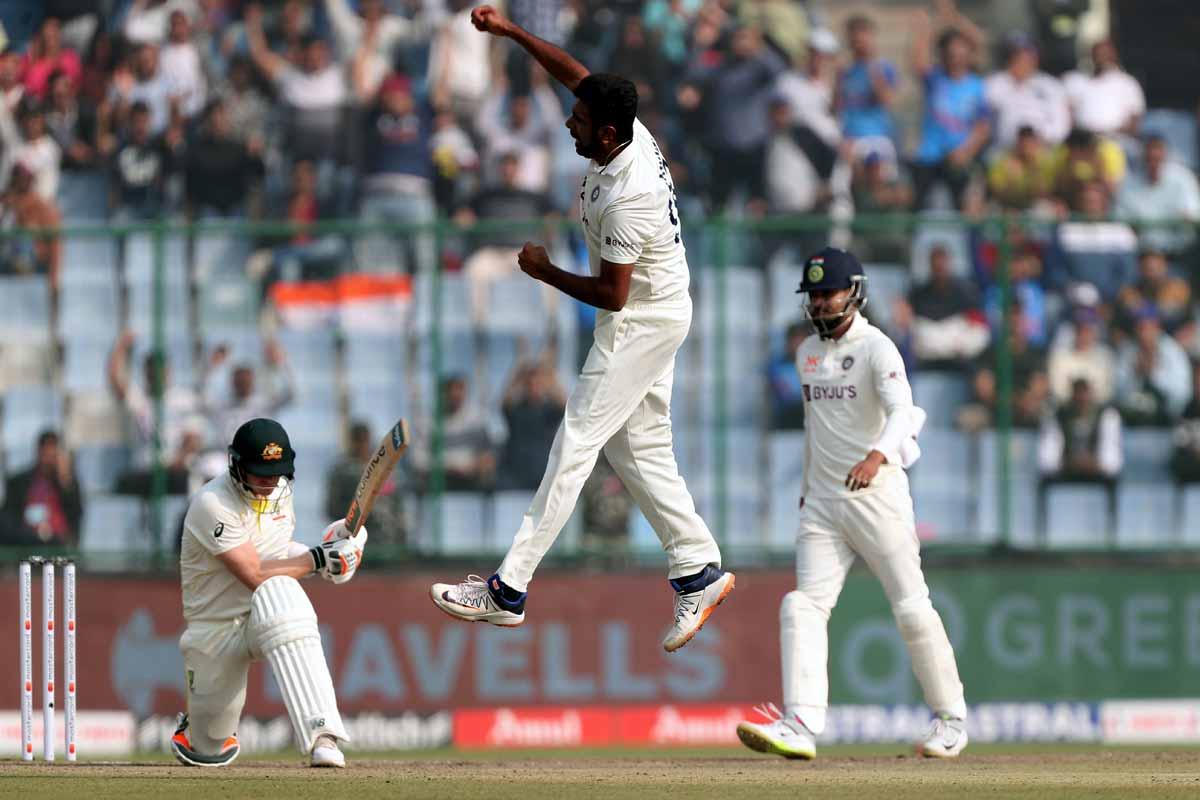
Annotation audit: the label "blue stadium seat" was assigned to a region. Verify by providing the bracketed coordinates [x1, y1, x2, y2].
[861, 263, 908, 332]
[290, 444, 340, 539]
[1043, 484, 1114, 547]
[909, 221, 971, 282]
[73, 444, 131, 493]
[275, 407, 341, 449]
[57, 171, 108, 221]
[1122, 429, 1172, 483]
[1142, 108, 1198, 170]
[63, 337, 113, 392]
[121, 233, 188, 286]
[61, 236, 118, 284]
[488, 276, 552, 336]
[419, 492, 488, 554]
[768, 430, 805, 546]
[1116, 484, 1177, 547]
[768, 261, 806, 332]
[976, 430, 1040, 547]
[492, 490, 535, 547]
[911, 372, 970, 429]
[911, 429, 975, 543]
[79, 495, 145, 555]
[3, 385, 64, 468]
[0, 276, 51, 339]
[193, 232, 251, 282]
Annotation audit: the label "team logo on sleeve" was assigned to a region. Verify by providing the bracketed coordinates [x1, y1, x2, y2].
[262, 442, 284, 461]
[842, 356, 855, 370]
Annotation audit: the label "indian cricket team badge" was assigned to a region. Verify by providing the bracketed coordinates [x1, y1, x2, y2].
[842, 356, 854, 370]
[807, 263, 824, 283]
[590, 187, 600, 202]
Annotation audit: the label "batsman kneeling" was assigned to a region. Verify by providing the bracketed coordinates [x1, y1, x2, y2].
[173, 418, 366, 768]
[736, 249, 967, 760]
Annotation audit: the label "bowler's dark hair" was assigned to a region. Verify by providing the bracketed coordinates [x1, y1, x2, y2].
[573, 73, 637, 143]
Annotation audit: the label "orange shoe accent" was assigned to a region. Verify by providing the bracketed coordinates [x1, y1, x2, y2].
[221, 736, 239, 752]
[668, 573, 736, 652]
[172, 731, 191, 748]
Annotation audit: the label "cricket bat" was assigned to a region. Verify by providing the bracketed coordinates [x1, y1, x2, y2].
[340, 418, 410, 538]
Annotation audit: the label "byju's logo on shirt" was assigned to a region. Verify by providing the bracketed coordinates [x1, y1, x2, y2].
[802, 384, 858, 401]
[605, 235, 636, 249]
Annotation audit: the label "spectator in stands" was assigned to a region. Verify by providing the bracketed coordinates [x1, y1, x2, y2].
[1048, 306, 1115, 405]
[1036, 377, 1122, 537]
[771, 27, 841, 173]
[0, 49, 24, 111]
[456, 150, 558, 332]
[0, 430, 82, 547]
[108, 101, 181, 221]
[764, 97, 833, 222]
[1051, 128, 1126, 209]
[768, 321, 808, 430]
[1045, 180, 1137, 303]
[261, 159, 345, 291]
[20, 17, 82, 101]
[850, 150, 913, 261]
[1169, 361, 1200, 483]
[429, 0, 494, 126]
[324, 0, 437, 70]
[325, 420, 407, 548]
[79, 30, 115, 110]
[475, 70, 563, 193]
[738, 0, 809, 67]
[200, 338, 296, 450]
[608, 15, 667, 118]
[245, 6, 346, 170]
[429, 107, 479, 214]
[982, 243, 1048, 347]
[909, 9, 991, 211]
[108, 42, 176, 136]
[497, 348, 567, 491]
[46, 69, 97, 169]
[960, 301, 1049, 430]
[214, 55, 269, 152]
[355, 72, 435, 275]
[160, 9, 207, 121]
[0, 162, 62, 289]
[1115, 306, 1192, 425]
[1116, 134, 1200, 257]
[836, 14, 899, 167]
[415, 375, 497, 491]
[894, 245, 989, 369]
[1063, 39, 1145, 140]
[183, 98, 265, 218]
[0, 98, 61, 201]
[123, 0, 199, 46]
[679, 24, 787, 212]
[643, 0, 703, 68]
[985, 33, 1070, 150]
[107, 330, 206, 495]
[1115, 249, 1192, 337]
[987, 124, 1056, 211]
[579, 452, 633, 553]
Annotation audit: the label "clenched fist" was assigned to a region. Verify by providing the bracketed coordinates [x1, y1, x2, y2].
[517, 242, 553, 281]
[470, 6, 511, 36]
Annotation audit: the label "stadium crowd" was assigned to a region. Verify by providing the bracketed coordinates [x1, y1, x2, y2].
[4, 0, 1200, 549]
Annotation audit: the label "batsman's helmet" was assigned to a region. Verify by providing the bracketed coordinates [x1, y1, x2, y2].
[229, 418, 296, 481]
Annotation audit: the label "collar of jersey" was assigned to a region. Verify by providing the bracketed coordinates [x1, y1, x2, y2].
[590, 140, 636, 177]
[823, 312, 867, 343]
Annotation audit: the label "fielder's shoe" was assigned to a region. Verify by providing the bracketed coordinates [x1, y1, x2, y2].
[430, 573, 526, 626]
[736, 703, 817, 760]
[918, 712, 968, 758]
[662, 566, 735, 652]
[310, 734, 346, 768]
[170, 713, 240, 767]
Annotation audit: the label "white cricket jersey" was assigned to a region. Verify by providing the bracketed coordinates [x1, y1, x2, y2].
[180, 473, 296, 625]
[578, 118, 690, 308]
[797, 313, 914, 500]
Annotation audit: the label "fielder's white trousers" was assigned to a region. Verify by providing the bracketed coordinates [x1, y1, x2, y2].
[498, 294, 722, 591]
[782, 480, 966, 733]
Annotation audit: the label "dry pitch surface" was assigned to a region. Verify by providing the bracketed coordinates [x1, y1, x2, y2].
[3, 746, 1199, 799]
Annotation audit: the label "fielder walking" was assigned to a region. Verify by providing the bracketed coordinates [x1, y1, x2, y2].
[431, 5, 733, 652]
[736, 248, 968, 759]
[173, 418, 368, 768]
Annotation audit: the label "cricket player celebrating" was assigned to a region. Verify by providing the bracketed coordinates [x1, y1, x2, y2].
[172, 418, 367, 768]
[736, 248, 967, 759]
[430, 5, 733, 652]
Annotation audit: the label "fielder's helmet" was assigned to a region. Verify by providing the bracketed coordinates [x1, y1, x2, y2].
[796, 246, 868, 336]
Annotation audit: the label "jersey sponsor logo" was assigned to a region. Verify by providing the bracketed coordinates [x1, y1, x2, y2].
[804, 355, 820, 373]
[802, 384, 858, 401]
[605, 235, 636, 249]
[272, 514, 287, 521]
[212, 523, 224, 538]
[842, 356, 855, 370]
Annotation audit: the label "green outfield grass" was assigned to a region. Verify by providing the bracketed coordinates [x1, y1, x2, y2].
[3, 745, 1199, 799]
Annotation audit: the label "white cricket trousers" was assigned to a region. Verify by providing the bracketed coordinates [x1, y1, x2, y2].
[782, 480, 966, 733]
[179, 619, 256, 754]
[497, 293, 722, 591]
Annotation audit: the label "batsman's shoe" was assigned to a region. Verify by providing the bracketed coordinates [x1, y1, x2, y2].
[918, 713, 968, 758]
[736, 703, 816, 760]
[662, 566, 735, 652]
[430, 573, 526, 626]
[170, 713, 240, 767]
[310, 734, 346, 768]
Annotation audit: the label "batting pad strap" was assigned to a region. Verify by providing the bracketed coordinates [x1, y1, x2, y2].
[249, 577, 348, 751]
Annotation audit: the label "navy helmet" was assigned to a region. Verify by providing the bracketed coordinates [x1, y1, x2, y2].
[796, 247, 868, 336]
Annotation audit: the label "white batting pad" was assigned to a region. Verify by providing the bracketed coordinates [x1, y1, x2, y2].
[249, 576, 348, 751]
